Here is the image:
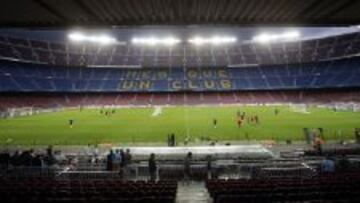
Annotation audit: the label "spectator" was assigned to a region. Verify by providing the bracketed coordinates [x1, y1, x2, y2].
[93, 145, 99, 163]
[10, 151, 21, 166]
[53, 150, 66, 164]
[42, 145, 56, 166]
[184, 152, 192, 184]
[313, 135, 324, 155]
[84, 144, 92, 156]
[122, 149, 132, 178]
[32, 155, 42, 167]
[20, 150, 33, 166]
[124, 149, 132, 166]
[4, 147, 66, 168]
[44, 147, 56, 166]
[46, 145, 53, 157]
[0, 151, 10, 168]
[113, 149, 122, 171]
[321, 155, 335, 173]
[148, 153, 157, 181]
[119, 149, 125, 167]
[106, 149, 114, 171]
[119, 149, 126, 178]
[206, 155, 212, 179]
[337, 154, 350, 172]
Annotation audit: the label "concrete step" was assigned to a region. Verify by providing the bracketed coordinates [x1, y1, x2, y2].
[176, 181, 212, 203]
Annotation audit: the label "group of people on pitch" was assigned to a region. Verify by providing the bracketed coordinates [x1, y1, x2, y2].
[100, 109, 116, 117]
[236, 111, 260, 128]
[213, 111, 260, 129]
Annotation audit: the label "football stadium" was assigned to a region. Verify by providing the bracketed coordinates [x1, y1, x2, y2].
[1, 1, 360, 202]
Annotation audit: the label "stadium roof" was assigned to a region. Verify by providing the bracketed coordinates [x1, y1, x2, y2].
[1, 27, 359, 43]
[1, 0, 360, 28]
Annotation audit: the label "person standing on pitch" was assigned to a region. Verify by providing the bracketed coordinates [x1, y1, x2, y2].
[213, 118, 217, 128]
[167, 134, 171, 147]
[171, 133, 176, 146]
[69, 119, 74, 128]
[274, 108, 279, 115]
[237, 118, 242, 128]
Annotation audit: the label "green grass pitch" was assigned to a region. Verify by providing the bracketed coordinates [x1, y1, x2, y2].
[0, 105, 359, 145]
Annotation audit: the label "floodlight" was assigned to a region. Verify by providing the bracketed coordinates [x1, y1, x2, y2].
[68, 32, 117, 45]
[68, 32, 86, 41]
[95, 35, 117, 44]
[188, 36, 237, 45]
[188, 37, 206, 45]
[162, 37, 181, 45]
[131, 37, 181, 46]
[283, 31, 300, 39]
[252, 31, 300, 43]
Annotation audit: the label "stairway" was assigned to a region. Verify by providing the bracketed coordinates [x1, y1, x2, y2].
[176, 181, 211, 203]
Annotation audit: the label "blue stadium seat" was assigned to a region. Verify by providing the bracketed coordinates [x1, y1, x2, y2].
[1, 56, 360, 92]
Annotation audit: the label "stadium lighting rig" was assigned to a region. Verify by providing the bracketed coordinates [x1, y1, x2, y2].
[68, 32, 118, 45]
[188, 36, 237, 45]
[252, 31, 300, 43]
[131, 37, 181, 46]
